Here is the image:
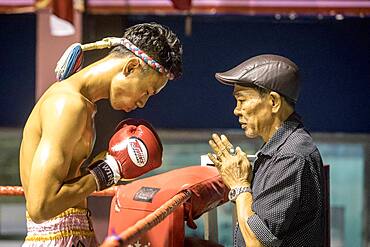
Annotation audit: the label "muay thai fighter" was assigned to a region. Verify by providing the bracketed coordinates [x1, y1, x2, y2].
[19, 22, 182, 246]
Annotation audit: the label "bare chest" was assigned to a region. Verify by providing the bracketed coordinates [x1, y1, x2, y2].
[68, 113, 96, 177]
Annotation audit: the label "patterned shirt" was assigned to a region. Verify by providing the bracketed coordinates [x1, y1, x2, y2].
[234, 113, 324, 247]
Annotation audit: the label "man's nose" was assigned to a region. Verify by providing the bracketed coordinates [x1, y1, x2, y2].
[233, 105, 241, 116]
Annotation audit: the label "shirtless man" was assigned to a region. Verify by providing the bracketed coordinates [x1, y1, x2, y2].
[19, 22, 182, 246]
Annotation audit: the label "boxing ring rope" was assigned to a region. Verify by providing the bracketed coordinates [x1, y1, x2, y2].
[103, 190, 192, 246]
[0, 185, 192, 246]
[0, 185, 116, 197]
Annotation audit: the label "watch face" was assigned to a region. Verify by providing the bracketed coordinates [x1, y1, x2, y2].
[228, 187, 251, 201]
[228, 188, 237, 201]
[231, 190, 236, 197]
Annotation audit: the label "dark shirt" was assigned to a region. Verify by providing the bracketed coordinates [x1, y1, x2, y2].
[234, 113, 324, 247]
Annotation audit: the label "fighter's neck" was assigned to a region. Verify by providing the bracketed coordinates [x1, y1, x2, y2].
[67, 56, 124, 103]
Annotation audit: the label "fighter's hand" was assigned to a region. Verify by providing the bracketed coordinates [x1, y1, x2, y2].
[207, 134, 252, 189]
[89, 119, 163, 191]
[109, 119, 163, 179]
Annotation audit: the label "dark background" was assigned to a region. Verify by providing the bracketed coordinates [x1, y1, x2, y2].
[1, 14, 369, 133]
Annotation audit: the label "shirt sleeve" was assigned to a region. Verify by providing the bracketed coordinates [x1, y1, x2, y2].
[247, 154, 305, 246]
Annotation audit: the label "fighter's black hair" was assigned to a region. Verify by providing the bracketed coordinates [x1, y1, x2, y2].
[111, 22, 183, 80]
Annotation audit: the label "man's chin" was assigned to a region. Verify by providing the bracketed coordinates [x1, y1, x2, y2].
[122, 106, 137, 112]
[244, 130, 258, 139]
[111, 102, 133, 112]
[112, 104, 124, 111]
[121, 107, 132, 112]
[111, 105, 127, 112]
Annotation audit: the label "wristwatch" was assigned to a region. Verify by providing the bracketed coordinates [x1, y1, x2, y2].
[228, 186, 252, 202]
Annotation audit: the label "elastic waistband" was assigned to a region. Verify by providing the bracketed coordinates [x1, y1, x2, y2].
[26, 207, 89, 222]
[25, 229, 95, 242]
[25, 208, 95, 242]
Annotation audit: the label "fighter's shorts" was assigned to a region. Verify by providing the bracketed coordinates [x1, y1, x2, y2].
[23, 208, 98, 247]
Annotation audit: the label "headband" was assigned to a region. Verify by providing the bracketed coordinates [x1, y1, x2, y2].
[55, 37, 174, 81]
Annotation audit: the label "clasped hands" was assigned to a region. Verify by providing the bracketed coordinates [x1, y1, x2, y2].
[208, 134, 252, 189]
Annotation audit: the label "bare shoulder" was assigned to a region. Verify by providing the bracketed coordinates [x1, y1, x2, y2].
[40, 90, 87, 115]
[38, 89, 89, 134]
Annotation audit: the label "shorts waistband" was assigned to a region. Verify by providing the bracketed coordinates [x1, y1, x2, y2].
[25, 208, 95, 242]
[26, 208, 89, 222]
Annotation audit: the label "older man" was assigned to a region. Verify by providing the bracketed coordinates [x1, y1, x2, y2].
[208, 54, 324, 246]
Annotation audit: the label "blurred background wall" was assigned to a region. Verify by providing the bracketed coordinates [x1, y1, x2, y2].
[1, 13, 369, 131]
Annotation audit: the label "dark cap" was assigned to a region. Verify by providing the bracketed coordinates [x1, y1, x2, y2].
[215, 54, 300, 102]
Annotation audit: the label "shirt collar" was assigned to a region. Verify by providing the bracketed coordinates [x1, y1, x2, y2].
[258, 112, 303, 158]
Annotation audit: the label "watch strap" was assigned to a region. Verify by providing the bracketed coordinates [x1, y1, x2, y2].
[228, 186, 252, 202]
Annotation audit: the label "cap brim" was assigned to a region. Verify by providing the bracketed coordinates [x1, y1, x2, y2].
[215, 72, 256, 89]
[215, 61, 253, 86]
[215, 72, 237, 86]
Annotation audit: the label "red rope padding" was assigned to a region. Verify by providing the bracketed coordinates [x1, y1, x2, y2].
[101, 190, 192, 247]
[0, 186, 116, 197]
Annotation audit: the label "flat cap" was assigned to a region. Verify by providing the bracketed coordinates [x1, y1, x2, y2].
[215, 54, 300, 102]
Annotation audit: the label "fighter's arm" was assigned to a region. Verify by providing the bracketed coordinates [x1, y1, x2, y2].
[26, 95, 97, 223]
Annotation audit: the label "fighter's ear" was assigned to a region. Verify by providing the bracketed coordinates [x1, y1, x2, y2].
[269, 91, 282, 113]
[123, 57, 141, 76]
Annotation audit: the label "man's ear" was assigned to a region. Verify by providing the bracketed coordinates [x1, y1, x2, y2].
[123, 57, 141, 76]
[269, 92, 282, 113]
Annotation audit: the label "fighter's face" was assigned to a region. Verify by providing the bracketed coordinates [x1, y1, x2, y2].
[110, 68, 168, 112]
[233, 85, 273, 139]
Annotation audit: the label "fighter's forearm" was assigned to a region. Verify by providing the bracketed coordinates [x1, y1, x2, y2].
[235, 193, 264, 247]
[27, 174, 97, 223]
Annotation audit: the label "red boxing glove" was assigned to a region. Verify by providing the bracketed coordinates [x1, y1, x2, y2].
[89, 119, 163, 191]
[109, 118, 163, 179]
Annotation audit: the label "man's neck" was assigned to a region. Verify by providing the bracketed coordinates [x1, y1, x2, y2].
[263, 108, 294, 143]
[67, 55, 125, 103]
